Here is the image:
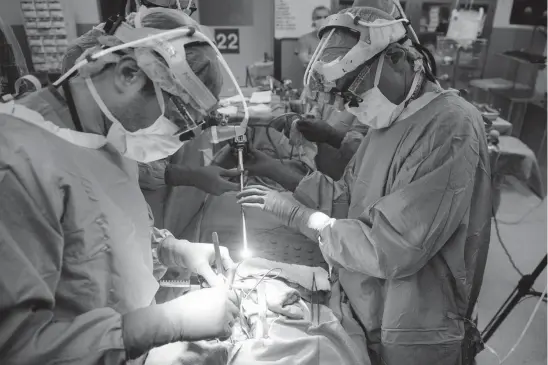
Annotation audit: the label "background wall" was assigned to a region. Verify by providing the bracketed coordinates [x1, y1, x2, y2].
[1, 0, 545, 92]
[483, 0, 546, 92]
[62, 0, 101, 35]
[197, 0, 274, 93]
[0, 0, 100, 71]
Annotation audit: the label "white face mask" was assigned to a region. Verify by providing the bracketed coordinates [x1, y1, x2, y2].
[345, 52, 422, 129]
[85, 77, 188, 163]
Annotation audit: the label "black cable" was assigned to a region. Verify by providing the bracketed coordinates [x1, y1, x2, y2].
[497, 198, 545, 225]
[493, 207, 524, 277]
[61, 82, 84, 132]
[413, 42, 438, 83]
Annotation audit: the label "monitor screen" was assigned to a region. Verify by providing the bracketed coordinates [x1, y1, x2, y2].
[510, 0, 547, 26]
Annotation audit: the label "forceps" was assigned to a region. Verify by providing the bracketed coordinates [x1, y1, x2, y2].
[310, 272, 320, 325]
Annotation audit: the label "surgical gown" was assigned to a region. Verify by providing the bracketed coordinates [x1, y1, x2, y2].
[313, 104, 367, 180]
[294, 91, 492, 365]
[0, 89, 168, 364]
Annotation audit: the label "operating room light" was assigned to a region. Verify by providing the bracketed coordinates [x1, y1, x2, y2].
[240, 249, 252, 259]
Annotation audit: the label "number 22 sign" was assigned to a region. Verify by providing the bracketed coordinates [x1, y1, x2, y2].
[214, 28, 240, 54]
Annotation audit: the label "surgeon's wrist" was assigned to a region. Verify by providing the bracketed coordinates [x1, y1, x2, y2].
[122, 304, 181, 360]
[290, 206, 333, 242]
[325, 129, 345, 149]
[165, 164, 194, 187]
[267, 163, 304, 192]
[157, 236, 188, 268]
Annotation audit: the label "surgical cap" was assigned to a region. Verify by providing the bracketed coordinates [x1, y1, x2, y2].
[63, 9, 222, 99]
[352, 0, 404, 18]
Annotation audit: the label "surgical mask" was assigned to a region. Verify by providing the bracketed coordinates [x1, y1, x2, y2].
[345, 52, 422, 129]
[85, 77, 187, 162]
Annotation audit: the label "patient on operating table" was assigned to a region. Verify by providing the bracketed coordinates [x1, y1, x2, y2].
[146, 257, 369, 365]
[146, 128, 370, 365]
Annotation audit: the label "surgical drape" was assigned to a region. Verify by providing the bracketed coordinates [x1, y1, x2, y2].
[293, 92, 492, 365]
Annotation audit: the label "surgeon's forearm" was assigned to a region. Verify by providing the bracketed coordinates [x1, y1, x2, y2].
[165, 164, 196, 187]
[325, 129, 346, 150]
[157, 235, 188, 268]
[0, 306, 131, 365]
[263, 162, 306, 192]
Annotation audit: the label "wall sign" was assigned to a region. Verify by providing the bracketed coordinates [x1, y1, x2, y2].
[214, 28, 240, 54]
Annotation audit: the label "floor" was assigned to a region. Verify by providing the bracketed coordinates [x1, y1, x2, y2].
[476, 178, 547, 365]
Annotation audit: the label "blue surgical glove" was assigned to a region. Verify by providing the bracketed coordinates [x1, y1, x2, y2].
[236, 185, 333, 240]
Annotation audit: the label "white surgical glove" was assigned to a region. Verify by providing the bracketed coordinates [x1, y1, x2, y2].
[158, 238, 235, 287]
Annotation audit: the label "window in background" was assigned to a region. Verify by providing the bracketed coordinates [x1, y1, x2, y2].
[510, 0, 547, 27]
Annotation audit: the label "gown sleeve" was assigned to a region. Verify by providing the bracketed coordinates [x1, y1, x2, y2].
[0, 166, 128, 365]
[316, 113, 483, 279]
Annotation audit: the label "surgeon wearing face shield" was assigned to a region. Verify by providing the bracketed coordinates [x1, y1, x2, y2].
[0, 8, 241, 365]
[232, 4, 492, 365]
[61, 2, 239, 199]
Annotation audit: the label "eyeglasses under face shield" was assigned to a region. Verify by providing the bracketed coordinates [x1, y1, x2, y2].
[306, 51, 381, 111]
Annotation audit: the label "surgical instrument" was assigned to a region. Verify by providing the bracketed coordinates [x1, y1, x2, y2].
[311, 272, 320, 325]
[233, 134, 250, 258]
[212, 231, 225, 277]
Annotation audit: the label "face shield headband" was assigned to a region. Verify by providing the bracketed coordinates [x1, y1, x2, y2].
[53, 20, 249, 140]
[139, 0, 197, 15]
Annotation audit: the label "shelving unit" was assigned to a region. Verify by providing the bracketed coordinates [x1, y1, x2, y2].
[20, 0, 76, 73]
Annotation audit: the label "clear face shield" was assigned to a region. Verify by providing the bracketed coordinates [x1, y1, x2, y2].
[302, 10, 408, 109]
[53, 7, 249, 159]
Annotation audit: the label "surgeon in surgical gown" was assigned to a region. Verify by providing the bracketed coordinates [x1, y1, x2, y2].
[0, 8, 240, 365]
[230, 4, 493, 365]
[61, 6, 240, 232]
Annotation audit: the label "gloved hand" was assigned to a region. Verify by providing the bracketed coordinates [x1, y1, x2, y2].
[158, 239, 235, 287]
[213, 145, 279, 178]
[122, 286, 240, 359]
[296, 118, 343, 148]
[242, 148, 280, 177]
[236, 185, 306, 227]
[166, 165, 240, 196]
[237, 185, 333, 240]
